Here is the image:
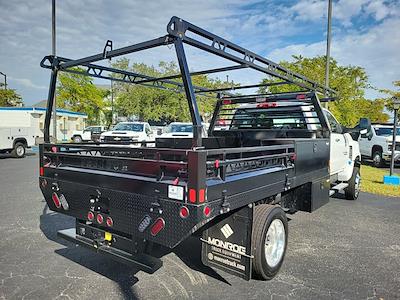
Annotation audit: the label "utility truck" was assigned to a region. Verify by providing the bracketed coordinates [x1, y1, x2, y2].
[38, 17, 368, 281]
[0, 127, 35, 158]
[71, 125, 107, 143]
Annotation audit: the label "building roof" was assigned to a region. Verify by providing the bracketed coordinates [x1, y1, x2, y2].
[0, 106, 87, 117]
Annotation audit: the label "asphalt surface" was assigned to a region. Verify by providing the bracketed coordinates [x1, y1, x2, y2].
[0, 153, 399, 300]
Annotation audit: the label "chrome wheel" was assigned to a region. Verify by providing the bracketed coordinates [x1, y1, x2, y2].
[373, 152, 382, 167]
[265, 219, 286, 268]
[16, 145, 25, 157]
[354, 172, 361, 197]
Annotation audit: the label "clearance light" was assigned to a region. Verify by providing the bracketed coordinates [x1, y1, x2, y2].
[296, 94, 306, 100]
[150, 218, 165, 236]
[214, 160, 220, 168]
[51, 146, 57, 153]
[179, 206, 189, 219]
[96, 214, 104, 224]
[52, 192, 61, 208]
[203, 206, 211, 217]
[87, 211, 94, 221]
[106, 217, 113, 227]
[257, 102, 277, 108]
[222, 99, 232, 105]
[40, 167, 44, 176]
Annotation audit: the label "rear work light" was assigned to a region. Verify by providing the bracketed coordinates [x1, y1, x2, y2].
[96, 214, 104, 224]
[150, 218, 165, 236]
[52, 192, 61, 208]
[179, 206, 189, 219]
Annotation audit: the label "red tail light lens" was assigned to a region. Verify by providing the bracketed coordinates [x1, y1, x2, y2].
[40, 167, 44, 176]
[217, 119, 226, 126]
[179, 206, 189, 219]
[296, 94, 306, 99]
[96, 214, 104, 224]
[189, 189, 196, 203]
[257, 102, 277, 108]
[222, 99, 232, 105]
[199, 189, 205, 203]
[52, 192, 61, 208]
[106, 217, 113, 227]
[150, 218, 165, 236]
[87, 211, 94, 221]
[203, 206, 211, 217]
[51, 146, 57, 153]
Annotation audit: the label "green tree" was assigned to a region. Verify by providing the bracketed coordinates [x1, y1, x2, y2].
[0, 88, 23, 107]
[259, 55, 388, 126]
[111, 59, 237, 122]
[57, 68, 106, 123]
[379, 80, 400, 112]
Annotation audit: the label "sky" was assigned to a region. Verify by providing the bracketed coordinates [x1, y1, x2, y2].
[0, 0, 399, 106]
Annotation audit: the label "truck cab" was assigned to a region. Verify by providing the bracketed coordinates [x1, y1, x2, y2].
[358, 124, 400, 167]
[72, 125, 107, 143]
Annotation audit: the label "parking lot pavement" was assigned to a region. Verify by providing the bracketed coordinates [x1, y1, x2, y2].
[0, 154, 399, 300]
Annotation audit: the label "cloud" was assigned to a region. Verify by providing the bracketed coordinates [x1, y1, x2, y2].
[9, 77, 47, 90]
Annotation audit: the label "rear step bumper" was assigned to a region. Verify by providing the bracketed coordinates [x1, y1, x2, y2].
[58, 228, 162, 274]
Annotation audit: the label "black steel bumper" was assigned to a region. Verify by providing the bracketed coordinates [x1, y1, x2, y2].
[58, 228, 162, 274]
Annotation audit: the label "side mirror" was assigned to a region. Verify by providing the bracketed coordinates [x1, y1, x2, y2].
[359, 118, 371, 131]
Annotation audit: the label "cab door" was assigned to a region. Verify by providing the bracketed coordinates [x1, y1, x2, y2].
[324, 110, 347, 175]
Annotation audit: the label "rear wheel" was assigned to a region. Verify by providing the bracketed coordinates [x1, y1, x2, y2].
[345, 166, 361, 200]
[11, 142, 26, 158]
[252, 204, 288, 280]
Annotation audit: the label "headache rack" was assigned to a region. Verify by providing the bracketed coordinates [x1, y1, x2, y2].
[40, 16, 334, 148]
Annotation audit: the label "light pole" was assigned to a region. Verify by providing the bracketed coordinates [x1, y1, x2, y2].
[324, 0, 332, 108]
[389, 97, 400, 176]
[0, 72, 6, 90]
[52, 0, 57, 141]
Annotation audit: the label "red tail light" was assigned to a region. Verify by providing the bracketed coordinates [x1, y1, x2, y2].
[189, 189, 196, 203]
[203, 206, 211, 217]
[214, 160, 220, 168]
[296, 94, 306, 99]
[52, 192, 61, 208]
[40, 167, 44, 176]
[150, 218, 165, 236]
[96, 214, 104, 224]
[199, 189, 205, 203]
[222, 99, 232, 105]
[217, 119, 226, 126]
[106, 217, 113, 227]
[179, 206, 189, 218]
[51, 146, 57, 153]
[87, 211, 94, 221]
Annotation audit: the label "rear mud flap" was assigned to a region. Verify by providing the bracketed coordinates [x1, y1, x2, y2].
[201, 205, 253, 280]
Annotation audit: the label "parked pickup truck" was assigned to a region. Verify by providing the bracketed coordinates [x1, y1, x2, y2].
[160, 122, 208, 138]
[0, 127, 35, 158]
[38, 17, 369, 281]
[72, 125, 107, 143]
[358, 124, 400, 167]
[99, 122, 154, 145]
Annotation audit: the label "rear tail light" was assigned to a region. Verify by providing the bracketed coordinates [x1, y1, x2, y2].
[52, 192, 61, 208]
[203, 206, 211, 217]
[40, 167, 44, 176]
[222, 99, 232, 105]
[217, 119, 226, 126]
[179, 206, 189, 219]
[87, 211, 94, 221]
[106, 217, 113, 227]
[199, 189, 205, 203]
[96, 214, 104, 224]
[189, 189, 196, 203]
[150, 218, 165, 236]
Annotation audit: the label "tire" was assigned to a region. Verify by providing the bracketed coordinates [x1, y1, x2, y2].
[345, 166, 361, 200]
[252, 204, 288, 280]
[372, 150, 384, 168]
[73, 135, 83, 143]
[11, 142, 26, 158]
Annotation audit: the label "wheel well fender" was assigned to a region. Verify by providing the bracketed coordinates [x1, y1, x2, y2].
[371, 145, 383, 158]
[13, 138, 27, 148]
